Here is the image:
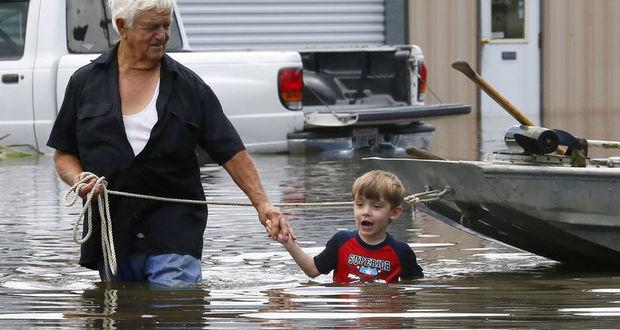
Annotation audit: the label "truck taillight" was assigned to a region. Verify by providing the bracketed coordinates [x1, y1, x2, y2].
[417, 61, 427, 102]
[278, 68, 303, 110]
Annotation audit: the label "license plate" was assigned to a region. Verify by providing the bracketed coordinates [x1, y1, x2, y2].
[352, 128, 379, 149]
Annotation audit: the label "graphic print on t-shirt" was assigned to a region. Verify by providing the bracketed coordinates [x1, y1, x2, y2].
[348, 254, 390, 277]
[338, 239, 401, 283]
[313, 230, 423, 284]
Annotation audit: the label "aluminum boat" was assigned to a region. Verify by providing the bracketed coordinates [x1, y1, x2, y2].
[367, 127, 620, 266]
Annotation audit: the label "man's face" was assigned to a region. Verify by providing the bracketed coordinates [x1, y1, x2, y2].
[122, 8, 171, 63]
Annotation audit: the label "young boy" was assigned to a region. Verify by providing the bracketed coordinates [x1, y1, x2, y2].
[275, 170, 423, 283]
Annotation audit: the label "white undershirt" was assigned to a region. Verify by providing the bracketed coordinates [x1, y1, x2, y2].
[123, 81, 159, 156]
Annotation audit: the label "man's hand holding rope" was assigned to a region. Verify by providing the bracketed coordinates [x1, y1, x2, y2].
[77, 176, 105, 199]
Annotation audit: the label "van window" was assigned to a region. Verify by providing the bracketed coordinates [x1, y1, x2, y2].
[66, 0, 182, 54]
[0, 0, 29, 60]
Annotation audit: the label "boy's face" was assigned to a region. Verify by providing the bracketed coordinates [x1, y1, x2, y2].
[353, 195, 403, 244]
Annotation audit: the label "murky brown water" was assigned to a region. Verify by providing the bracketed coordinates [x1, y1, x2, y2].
[1, 154, 620, 329]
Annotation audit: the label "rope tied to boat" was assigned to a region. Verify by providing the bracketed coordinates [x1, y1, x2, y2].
[403, 186, 452, 204]
[63, 172, 353, 278]
[403, 186, 452, 212]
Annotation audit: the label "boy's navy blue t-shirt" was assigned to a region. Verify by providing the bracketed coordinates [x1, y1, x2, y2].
[313, 230, 423, 283]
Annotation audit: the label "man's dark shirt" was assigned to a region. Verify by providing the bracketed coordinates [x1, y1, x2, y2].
[47, 44, 245, 269]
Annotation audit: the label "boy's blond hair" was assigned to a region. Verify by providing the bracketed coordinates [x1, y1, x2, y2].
[352, 170, 405, 208]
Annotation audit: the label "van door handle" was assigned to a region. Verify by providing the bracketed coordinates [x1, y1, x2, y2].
[2, 74, 19, 83]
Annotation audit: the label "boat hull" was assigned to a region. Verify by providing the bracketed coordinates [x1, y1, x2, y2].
[366, 157, 620, 266]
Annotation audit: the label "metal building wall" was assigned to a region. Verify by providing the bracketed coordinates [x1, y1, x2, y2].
[176, 0, 386, 50]
[543, 0, 620, 151]
[408, 0, 479, 160]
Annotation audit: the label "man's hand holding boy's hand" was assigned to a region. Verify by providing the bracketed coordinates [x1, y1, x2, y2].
[265, 219, 295, 245]
[259, 204, 296, 242]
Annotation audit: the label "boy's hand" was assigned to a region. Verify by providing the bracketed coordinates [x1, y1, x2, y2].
[265, 220, 293, 244]
[259, 205, 296, 242]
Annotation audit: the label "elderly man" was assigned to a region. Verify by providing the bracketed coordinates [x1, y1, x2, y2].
[47, 0, 294, 286]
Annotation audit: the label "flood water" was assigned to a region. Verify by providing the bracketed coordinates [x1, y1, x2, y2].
[1, 154, 620, 329]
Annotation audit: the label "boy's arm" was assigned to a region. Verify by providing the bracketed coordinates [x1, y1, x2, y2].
[397, 242, 424, 280]
[280, 237, 321, 278]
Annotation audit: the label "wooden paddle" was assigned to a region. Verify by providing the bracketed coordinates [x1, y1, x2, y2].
[451, 60, 535, 126]
[450, 59, 574, 156]
[405, 146, 446, 160]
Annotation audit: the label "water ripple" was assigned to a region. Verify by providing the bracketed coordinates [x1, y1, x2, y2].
[1, 155, 619, 328]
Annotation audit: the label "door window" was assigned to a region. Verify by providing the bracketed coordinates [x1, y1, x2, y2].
[491, 0, 526, 40]
[0, 0, 29, 60]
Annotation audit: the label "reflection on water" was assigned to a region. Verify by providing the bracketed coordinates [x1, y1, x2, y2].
[1, 154, 620, 328]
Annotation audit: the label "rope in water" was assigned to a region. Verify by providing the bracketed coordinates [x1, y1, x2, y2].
[63, 172, 451, 278]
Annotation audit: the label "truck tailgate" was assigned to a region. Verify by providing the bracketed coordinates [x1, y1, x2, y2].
[338, 103, 471, 124]
[304, 103, 470, 127]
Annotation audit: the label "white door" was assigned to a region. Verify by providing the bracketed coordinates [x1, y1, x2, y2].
[0, 0, 35, 148]
[479, 0, 540, 154]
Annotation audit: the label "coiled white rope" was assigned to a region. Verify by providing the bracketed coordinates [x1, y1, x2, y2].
[63, 172, 117, 279]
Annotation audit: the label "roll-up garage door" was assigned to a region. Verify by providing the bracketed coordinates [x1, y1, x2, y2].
[176, 0, 386, 50]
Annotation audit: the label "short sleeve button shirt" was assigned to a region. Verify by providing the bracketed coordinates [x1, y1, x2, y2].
[47, 45, 245, 269]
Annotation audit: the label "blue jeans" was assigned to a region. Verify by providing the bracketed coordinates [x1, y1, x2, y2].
[98, 254, 202, 287]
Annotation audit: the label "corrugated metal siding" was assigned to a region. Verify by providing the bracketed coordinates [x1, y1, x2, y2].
[409, 0, 479, 160]
[543, 0, 620, 155]
[176, 0, 386, 50]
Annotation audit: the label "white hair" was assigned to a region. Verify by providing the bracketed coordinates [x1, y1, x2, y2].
[108, 0, 174, 32]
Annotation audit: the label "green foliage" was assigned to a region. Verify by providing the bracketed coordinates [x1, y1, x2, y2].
[0, 145, 35, 159]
